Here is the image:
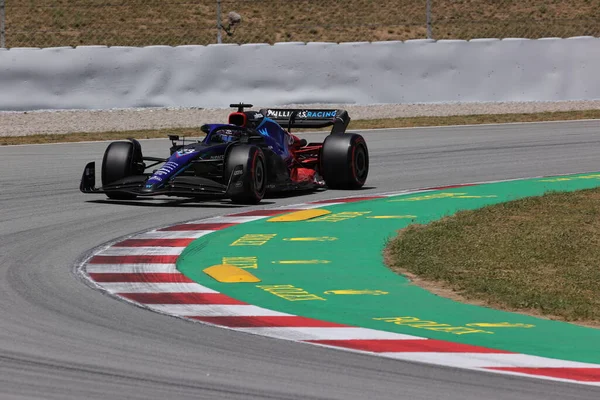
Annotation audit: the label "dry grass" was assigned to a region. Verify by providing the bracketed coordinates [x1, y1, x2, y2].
[4, 0, 600, 48]
[3, 110, 600, 146]
[348, 109, 600, 130]
[386, 188, 600, 325]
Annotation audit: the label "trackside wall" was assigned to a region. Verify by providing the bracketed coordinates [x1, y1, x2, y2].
[1, 38, 599, 111]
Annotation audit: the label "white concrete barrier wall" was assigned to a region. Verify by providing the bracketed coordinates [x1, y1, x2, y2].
[1, 37, 599, 111]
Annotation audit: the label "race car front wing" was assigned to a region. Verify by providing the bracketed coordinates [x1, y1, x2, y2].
[80, 162, 240, 197]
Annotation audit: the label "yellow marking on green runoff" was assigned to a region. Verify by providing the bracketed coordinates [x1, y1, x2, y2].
[268, 209, 331, 222]
[221, 256, 258, 269]
[466, 322, 535, 329]
[455, 195, 497, 199]
[374, 316, 494, 335]
[230, 234, 276, 246]
[390, 193, 459, 202]
[390, 193, 497, 202]
[308, 211, 371, 222]
[282, 236, 338, 241]
[272, 259, 331, 264]
[257, 284, 326, 301]
[324, 289, 389, 295]
[540, 174, 600, 182]
[203, 264, 261, 283]
[366, 215, 417, 219]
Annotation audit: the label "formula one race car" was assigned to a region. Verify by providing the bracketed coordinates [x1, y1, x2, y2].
[80, 103, 369, 204]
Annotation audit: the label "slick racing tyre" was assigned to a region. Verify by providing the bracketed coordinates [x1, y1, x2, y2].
[101, 140, 143, 200]
[320, 133, 369, 189]
[225, 145, 267, 204]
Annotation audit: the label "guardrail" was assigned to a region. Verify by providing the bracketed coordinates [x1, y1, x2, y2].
[1, 38, 599, 111]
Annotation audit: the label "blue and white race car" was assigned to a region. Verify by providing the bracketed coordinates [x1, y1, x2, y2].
[80, 103, 369, 204]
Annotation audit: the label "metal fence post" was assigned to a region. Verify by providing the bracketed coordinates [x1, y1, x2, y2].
[0, 0, 6, 48]
[216, 0, 222, 44]
[426, 0, 432, 39]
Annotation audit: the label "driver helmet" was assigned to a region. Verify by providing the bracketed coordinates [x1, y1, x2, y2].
[214, 129, 240, 143]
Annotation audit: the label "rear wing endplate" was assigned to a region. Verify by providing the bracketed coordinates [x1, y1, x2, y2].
[259, 108, 350, 134]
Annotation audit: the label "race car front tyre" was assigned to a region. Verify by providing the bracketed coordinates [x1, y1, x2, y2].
[225, 145, 267, 204]
[320, 133, 369, 189]
[101, 140, 142, 200]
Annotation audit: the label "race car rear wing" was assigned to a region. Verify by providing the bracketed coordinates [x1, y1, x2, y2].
[259, 108, 350, 134]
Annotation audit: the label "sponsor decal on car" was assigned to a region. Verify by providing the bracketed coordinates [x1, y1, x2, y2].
[306, 110, 336, 118]
[258, 128, 270, 137]
[265, 109, 337, 119]
[147, 158, 188, 185]
[265, 110, 296, 118]
[175, 148, 197, 157]
[152, 161, 179, 177]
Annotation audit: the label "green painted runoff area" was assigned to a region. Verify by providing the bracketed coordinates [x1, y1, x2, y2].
[177, 172, 600, 364]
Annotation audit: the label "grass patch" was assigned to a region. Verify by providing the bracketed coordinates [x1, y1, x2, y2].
[3, 109, 600, 146]
[5, 0, 600, 47]
[348, 109, 600, 130]
[386, 188, 600, 326]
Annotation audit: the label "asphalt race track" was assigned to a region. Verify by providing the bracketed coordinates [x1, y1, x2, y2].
[2, 120, 600, 400]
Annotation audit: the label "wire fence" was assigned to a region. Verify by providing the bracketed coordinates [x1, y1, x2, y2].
[1, 1, 599, 48]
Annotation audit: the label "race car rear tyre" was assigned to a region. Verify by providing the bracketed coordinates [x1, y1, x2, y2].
[320, 133, 369, 189]
[225, 145, 267, 204]
[101, 140, 142, 200]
